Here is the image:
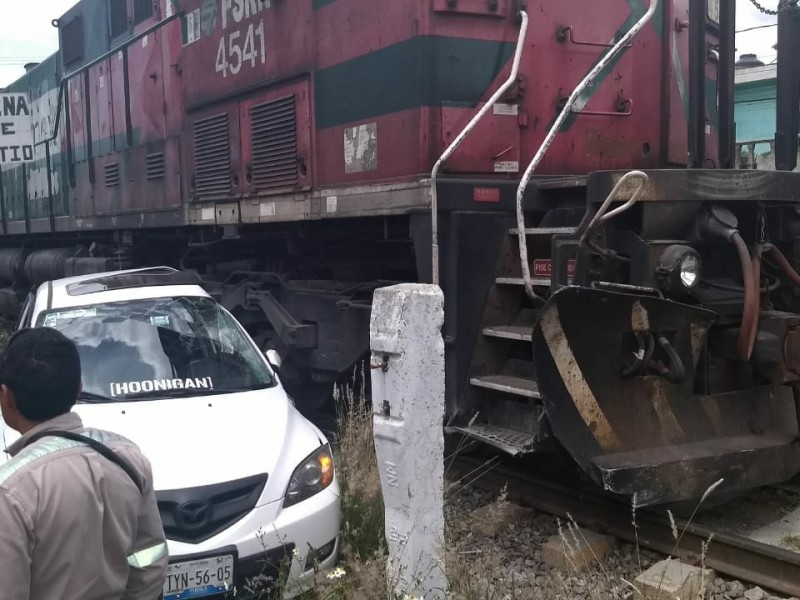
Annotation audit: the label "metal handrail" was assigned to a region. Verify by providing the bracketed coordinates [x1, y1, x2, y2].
[35, 10, 184, 147]
[17, 10, 185, 235]
[578, 170, 649, 248]
[735, 138, 779, 169]
[429, 11, 529, 286]
[514, 0, 660, 301]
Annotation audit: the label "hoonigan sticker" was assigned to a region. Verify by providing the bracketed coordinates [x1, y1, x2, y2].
[110, 377, 214, 397]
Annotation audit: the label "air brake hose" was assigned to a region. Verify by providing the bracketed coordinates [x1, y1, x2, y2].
[621, 331, 656, 378]
[620, 332, 646, 377]
[740, 243, 800, 362]
[657, 335, 686, 384]
[746, 245, 764, 362]
[643, 331, 656, 370]
[733, 232, 758, 362]
[763, 243, 800, 287]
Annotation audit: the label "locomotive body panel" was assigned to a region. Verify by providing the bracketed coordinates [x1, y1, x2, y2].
[0, 0, 725, 232]
[2, 0, 798, 508]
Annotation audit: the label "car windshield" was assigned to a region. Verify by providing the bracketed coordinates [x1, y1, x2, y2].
[36, 296, 274, 402]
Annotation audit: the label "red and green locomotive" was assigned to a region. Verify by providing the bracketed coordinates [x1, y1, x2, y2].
[3, 0, 800, 505]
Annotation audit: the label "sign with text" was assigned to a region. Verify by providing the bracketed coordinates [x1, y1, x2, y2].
[0, 94, 34, 165]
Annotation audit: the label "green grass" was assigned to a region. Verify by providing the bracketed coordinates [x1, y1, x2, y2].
[781, 535, 800, 552]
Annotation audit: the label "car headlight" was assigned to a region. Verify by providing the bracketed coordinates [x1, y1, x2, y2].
[655, 245, 702, 292]
[284, 445, 334, 507]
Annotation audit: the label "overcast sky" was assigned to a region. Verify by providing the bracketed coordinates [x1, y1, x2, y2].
[0, 0, 783, 88]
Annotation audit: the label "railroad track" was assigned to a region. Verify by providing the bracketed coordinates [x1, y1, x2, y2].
[449, 455, 800, 597]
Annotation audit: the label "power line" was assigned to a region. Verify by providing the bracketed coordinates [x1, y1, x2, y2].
[736, 23, 778, 33]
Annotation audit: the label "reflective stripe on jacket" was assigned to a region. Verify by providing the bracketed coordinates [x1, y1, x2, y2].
[0, 412, 168, 600]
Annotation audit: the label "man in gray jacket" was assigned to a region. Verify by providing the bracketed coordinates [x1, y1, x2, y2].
[0, 327, 168, 599]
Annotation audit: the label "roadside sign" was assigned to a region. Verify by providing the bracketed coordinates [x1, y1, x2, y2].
[0, 93, 34, 164]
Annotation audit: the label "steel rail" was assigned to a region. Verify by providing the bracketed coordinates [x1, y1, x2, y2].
[450, 456, 800, 597]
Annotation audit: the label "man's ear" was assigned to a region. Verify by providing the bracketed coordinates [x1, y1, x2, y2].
[0, 384, 17, 423]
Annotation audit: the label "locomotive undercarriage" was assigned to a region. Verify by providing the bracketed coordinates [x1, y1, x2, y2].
[0, 215, 418, 412]
[445, 170, 800, 506]
[2, 170, 800, 505]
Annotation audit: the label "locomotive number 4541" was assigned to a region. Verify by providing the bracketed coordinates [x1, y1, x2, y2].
[216, 20, 266, 78]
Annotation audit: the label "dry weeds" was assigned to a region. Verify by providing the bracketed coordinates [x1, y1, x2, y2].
[264, 367, 737, 600]
[300, 373, 392, 600]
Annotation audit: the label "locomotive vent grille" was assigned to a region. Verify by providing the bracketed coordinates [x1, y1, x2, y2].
[193, 114, 232, 198]
[104, 163, 120, 188]
[250, 95, 298, 190]
[146, 152, 166, 181]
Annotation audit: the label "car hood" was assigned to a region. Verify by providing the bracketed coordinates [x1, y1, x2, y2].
[5, 387, 326, 502]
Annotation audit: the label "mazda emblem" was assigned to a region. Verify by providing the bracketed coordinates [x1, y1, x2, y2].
[176, 501, 211, 530]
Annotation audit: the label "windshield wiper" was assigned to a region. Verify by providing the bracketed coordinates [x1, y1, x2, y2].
[77, 390, 116, 404]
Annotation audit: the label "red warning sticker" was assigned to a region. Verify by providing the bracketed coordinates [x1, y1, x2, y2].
[533, 259, 576, 278]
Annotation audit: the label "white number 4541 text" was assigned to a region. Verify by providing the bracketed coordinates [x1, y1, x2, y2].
[216, 20, 266, 78]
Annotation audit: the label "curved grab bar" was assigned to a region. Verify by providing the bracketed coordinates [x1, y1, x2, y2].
[430, 11, 530, 286]
[515, 0, 660, 301]
[578, 169, 650, 248]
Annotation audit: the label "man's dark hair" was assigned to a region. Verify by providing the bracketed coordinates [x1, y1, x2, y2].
[0, 328, 81, 422]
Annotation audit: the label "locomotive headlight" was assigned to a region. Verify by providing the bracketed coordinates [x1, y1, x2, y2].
[679, 253, 701, 288]
[656, 245, 702, 292]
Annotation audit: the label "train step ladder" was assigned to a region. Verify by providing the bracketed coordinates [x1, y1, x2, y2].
[445, 3, 660, 454]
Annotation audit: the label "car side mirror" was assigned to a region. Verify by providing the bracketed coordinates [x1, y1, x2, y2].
[265, 349, 282, 370]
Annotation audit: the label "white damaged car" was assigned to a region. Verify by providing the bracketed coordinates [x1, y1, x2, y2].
[4, 267, 341, 599]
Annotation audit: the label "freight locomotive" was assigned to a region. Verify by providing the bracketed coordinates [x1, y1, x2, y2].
[3, 0, 800, 506]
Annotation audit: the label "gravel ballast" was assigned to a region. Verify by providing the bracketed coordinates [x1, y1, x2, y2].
[445, 484, 800, 600]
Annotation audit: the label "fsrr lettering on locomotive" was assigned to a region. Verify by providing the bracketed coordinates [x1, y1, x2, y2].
[221, 0, 271, 30]
[0, 93, 34, 165]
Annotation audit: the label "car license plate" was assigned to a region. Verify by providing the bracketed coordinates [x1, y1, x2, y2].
[163, 554, 234, 600]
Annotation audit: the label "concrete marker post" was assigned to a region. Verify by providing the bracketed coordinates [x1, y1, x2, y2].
[370, 283, 447, 599]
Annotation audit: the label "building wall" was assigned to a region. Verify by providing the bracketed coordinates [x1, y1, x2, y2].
[735, 79, 776, 143]
[734, 64, 779, 167]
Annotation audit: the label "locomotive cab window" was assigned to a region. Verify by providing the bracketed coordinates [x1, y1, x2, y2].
[707, 0, 719, 26]
[109, 0, 129, 38]
[61, 16, 84, 67]
[134, 0, 153, 25]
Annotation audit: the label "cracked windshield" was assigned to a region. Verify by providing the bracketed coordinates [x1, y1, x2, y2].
[36, 297, 273, 402]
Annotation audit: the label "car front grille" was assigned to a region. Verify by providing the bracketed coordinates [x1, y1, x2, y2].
[157, 473, 268, 544]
